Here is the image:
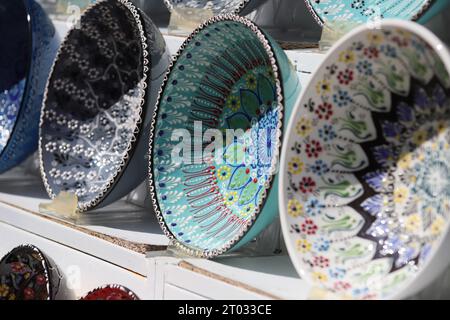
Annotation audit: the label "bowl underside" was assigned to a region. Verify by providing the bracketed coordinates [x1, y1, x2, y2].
[282, 25, 450, 299]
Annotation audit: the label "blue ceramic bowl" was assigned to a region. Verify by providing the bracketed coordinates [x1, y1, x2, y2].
[0, 0, 59, 173]
[164, 0, 268, 16]
[304, 0, 450, 26]
[39, 0, 171, 211]
[149, 14, 301, 257]
[0, 245, 61, 300]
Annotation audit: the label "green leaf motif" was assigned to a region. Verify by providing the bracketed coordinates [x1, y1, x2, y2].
[226, 112, 251, 131]
[228, 166, 251, 190]
[257, 74, 276, 106]
[239, 181, 260, 206]
[240, 89, 260, 118]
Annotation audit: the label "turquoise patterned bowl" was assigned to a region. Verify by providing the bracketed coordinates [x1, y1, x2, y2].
[149, 15, 300, 257]
[305, 0, 450, 26]
[280, 20, 450, 299]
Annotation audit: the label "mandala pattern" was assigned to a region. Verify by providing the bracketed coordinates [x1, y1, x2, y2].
[305, 0, 436, 25]
[0, 245, 60, 300]
[282, 26, 450, 299]
[40, 0, 149, 210]
[164, 0, 264, 15]
[150, 16, 299, 257]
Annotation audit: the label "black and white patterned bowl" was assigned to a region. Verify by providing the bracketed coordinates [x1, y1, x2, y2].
[39, 0, 171, 211]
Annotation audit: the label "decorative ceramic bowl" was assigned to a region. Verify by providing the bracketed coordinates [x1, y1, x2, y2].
[280, 20, 450, 299]
[0, 245, 61, 300]
[39, 0, 171, 211]
[0, 0, 59, 173]
[81, 285, 139, 300]
[305, 0, 450, 26]
[149, 14, 301, 257]
[164, 0, 268, 16]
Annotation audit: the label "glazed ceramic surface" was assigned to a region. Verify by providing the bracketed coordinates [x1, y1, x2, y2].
[164, 0, 267, 15]
[40, 0, 170, 211]
[305, 0, 449, 26]
[0, 245, 60, 300]
[0, 0, 59, 173]
[81, 285, 139, 300]
[280, 21, 450, 299]
[150, 14, 300, 257]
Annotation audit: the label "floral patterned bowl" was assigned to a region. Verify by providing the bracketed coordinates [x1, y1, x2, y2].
[0, 0, 59, 173]
[305, 0, 450, 26]
[81, 285, 139, 300]
[280, 20, 450, 299]
[39, 0, 171, 211]
[164, 0, 268, 16]
[0, 245, 61, 300]
[149, 15, 300, 257]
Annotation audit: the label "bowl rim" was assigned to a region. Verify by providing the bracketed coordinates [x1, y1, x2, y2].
[38, 0, 151, 212]
[303, 0, 437, 27]
[163, 0, 253, 15]
[148, 13, 285, 258]
[0, 0, 36, 159]
[279, 19, 450, 299]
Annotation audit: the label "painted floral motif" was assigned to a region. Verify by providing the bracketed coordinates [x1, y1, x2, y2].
[0, 80, 25, 152]
[81, 285, 138, 300]
[306, 0, 434, 25]
[0, 246, 59, 300]
[40, 0, 144, 209]
[152, 20, 286, 253]
[283, 27, 450, 299]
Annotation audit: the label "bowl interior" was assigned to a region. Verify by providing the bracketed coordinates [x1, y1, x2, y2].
[165, 0, 250, 15]
[0, 0, 31, 154]
[152, 19, 281, 254]
[282, 25, 450, 299]
[0, 246, 52, 300]
[41, 0, 146, 209]
[306, 0, 434, 25]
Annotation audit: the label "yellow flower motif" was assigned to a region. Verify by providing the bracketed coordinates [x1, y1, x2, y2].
[394, 187, 408, 204]
[227, 95, 240, 112]
[412, 129, 427, 146]
[367, 32, 383, 44]
[217, 166, 231, 181]
[431, 217, 445, 236]
[296, 239, 312, 253]
[288, 157, 304, 175]
[0, 284, 9, 298]
[316, 79, 331, 95]
[287, 198, 304, 218]
[246, 74, 257, 89]
[312, 271, 329, 283]
[224, 191, 238, 206]
[404, 214, 421, 233]
[398, 152, 413, 170]
[296, 117, 313, 137]
[338, 50, 355, 63]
